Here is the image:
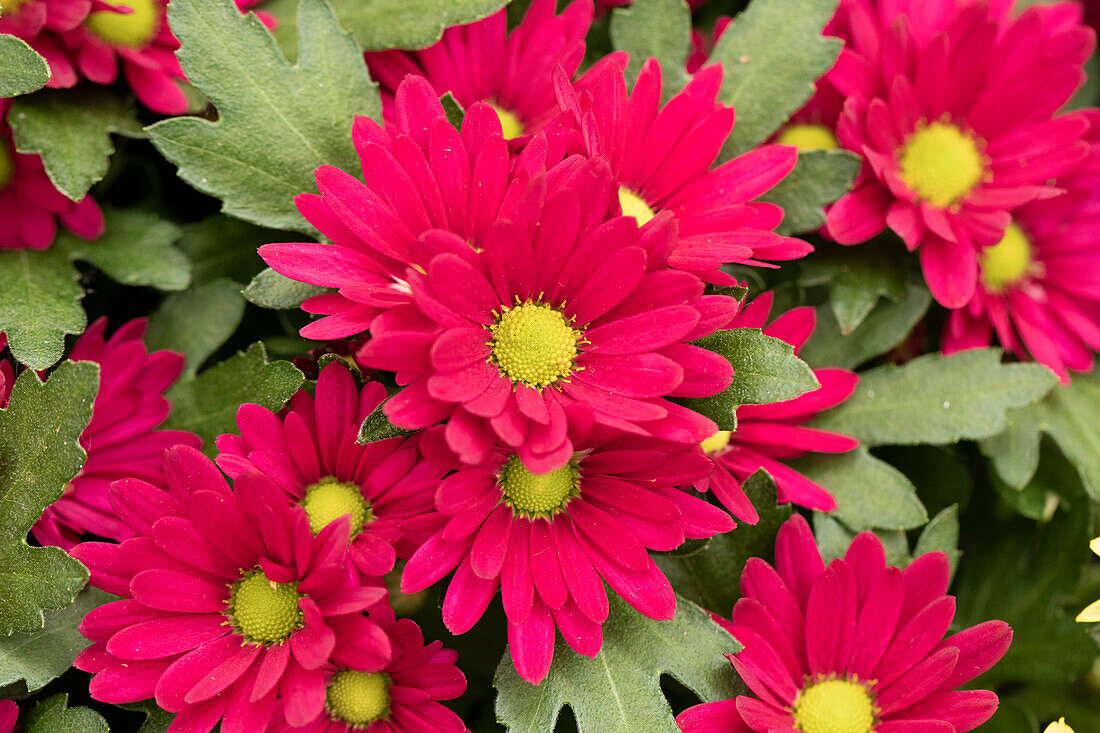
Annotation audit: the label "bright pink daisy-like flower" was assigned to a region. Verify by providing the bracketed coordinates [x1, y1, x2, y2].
[32, 317, 200, 549]
[677, 515, 1013, 733]
[696, 293, 858, 522]
[0, 0, 90, 87]
[364, 0, 592, 140]
[72, 445, 390, 733]
[267, 605, 466, 732]
[0, 700, 15, 733]
[215, 362, 447, 580]
[943, 109, 1100, 383]
[824, 0, 1095, 308]
[402, 420, 733, 684]
[0, 99, 104, 249]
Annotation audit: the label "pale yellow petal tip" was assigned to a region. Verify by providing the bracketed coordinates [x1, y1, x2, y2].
[1089, 536, 1100, 557]
[1043, 717, 1074, 733]
[1077, 599, 1100, 623]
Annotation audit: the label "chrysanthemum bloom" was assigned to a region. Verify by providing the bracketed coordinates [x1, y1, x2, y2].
[72, 445, 391, 733]
[359, 169, 737, 472]
[0, 99, 104, 249]
[0, 0, 89, 87]
[267, 605, 466, 732]
[364, 0, 592, 140]
[942, 110, 1100, 383]
[696, 293, 857, 522]
[677, 515, 1013, 733]
[1077, 537, 1100, 623]
[401, 420, 733, 684]
[215, 362, 447, 580]
[0, 700, 15, 733]
[824, 0, 1095, 307]
[554, 53, 812, 285]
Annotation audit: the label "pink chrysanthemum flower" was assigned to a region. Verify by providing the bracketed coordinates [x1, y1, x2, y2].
[72, 445, 391, 733]
[0, 700, 14, 733]
[554, 53, 812, 285]
[0, 99, 104, 249]
[943, 109, 1100, 383]
[677, 515, 1013, 733]
[32, 318, 200, 549]
[0, 335, 14, 406]
[401, 420, 733, 684]
[696, 293, 858, 522]
[215, 362, 447, 580]
[364, 0, 592, 140]
[268, 605, 466, 732]
[823, 0, 1095, 308]
[0, 0, 89, 87]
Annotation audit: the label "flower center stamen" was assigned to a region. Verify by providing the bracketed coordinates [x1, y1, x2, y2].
[1, 0, 32, 17]
[700, 430, 732, 454]
[980, 222, 1033, 292]
[618, 186, 655, 226]
[898, 120, 986, 208]
[488, 101, 525, 140]
[301, 477, 373, 537]
[326, 670, 391, 727]
[488, 301, 580, 388]
[226, 569, 303, 645]
[0, 143, 14, 190]
[776, 123, 839, 152]
[86, 0, 160, 48]
[793, 678, 876, 733]
[499, 455, 579, 518]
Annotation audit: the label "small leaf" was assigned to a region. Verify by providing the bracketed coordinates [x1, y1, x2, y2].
[145, 278, 246, 378]
[914, 505, 961, 574]
[177, 215, 278, 286]
[440, 92, 465, 128]
[121, 700, 174, 733]
[56, 208, 189, 291]
[801, 245, 908, 334]
[610, 0, 691, 96]
[0, 34, 50, 97]
[244, 266, 327, 309]
[0, 248, 85, 370]
[494, 594, 740, 733]
[0, 362, 98, 635]
[24, 694, 107, 733]
[759, 149, 860, 235]
[357, 400, 412, 445]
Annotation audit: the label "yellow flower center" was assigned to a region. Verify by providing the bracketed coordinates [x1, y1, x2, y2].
[301, 477, 373, 537]
[776, 123, 839, 152]
[793, 678, 876, 733]
[0, 142, 14, 190]
[980, 222, 1033, 292]
[1043, 718, 1075, 733]
[1, 0, 33, 16]
[326, 670, 391, 727]
[86, 0, 161, 48]
[499, 455, 579, 518]
[700, 430, 732, 454]
[488, 101, 525, 140]
[898, 121, 986, 208]
[618, 186, 656, 226]
[488, 301, 580, 388]
[226, 569, 302, 645]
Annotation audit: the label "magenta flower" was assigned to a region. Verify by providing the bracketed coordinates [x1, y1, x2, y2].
[72, 445, 390, 733]
[678, 515, 1012, 733]
[0, 0, 90, 87]
[215, 362, 447, 579]
[402, 421, 733, 684]
[0, 335, 12, 407]
[696, 294, 858, 521]
[267, 605, 467, 732]
[0, 700, 14, 733]
[824, 0, 1094, 307]
[944, 109, 1100, 383]
[554, 53, 812, 285]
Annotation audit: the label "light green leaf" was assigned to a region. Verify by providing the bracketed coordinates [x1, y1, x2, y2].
[357, 400, 412, 445]
[0, 34, 49, 97]
[914, 505, 960, 574]
[24, 694, 107, 733]
[711, 0, 843, 157]
[811, 349, 1058, 446]
[759, 150, 860, 235]
[0, 362, 97, 635]
[145, 278, 246, 378]
[56, 208, 189, 291]
[9, 87, 143, 201]
[176, 216, 278, 287]
[610, 0, 691, 96]
[801, 245, 908, 334]
[0, 248, 85, 370]
[440, 92, 465, 128]
[148, 0, 380, 232]
[494, 594, 741, 733]
[244, 266, 327, 309]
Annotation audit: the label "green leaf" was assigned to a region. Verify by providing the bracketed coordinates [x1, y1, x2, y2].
[0, 362, 98, 634]
[148, 0, 381, 232]
[610, 0, 691, 96]
[121, 700, 174, 733]
[711, 0, 843, 157]
[0, 248, 85, 370]
[686, 328, 819, 429]
[914, 505, 961, 574]
[357, 400, 412, 445]
[0, 34, 49, 97]
[811, 349, 1058, 446]
[56, 208, 189, 291]
[759, 150, 860, 235]
[244, 266, 327, 309]
[801, 245, 908, 334]
[145, 278, 246, 378]
[176, 216, 277, 287]
[440, 92, 465, 128]
[9, 87, 143, 201]
[493, 594, 741, 733]
[0, 587, 113, 692]
[24, 694, 107, 733]
[164, 343, 304, 454]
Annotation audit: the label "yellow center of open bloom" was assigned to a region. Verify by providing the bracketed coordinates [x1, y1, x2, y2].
[0, 142, 14, 190]
[488, 101, 525, 140]
[86, 0, 160, 48]
[980, 222, 1033, 292]
[326, 670, 391, 726]
[227, 569, 302, 644]
[777, 123, 839, 152]
[0, 0, 33, 17]
[898, 121, 986, 208]
[301, 477, 373, 537]
[499, 455, 579, 518]
[618, 186, 656, 226]
[793, 678, 876, 733]
[700, 430, 732, 454]
[489, 301, 580, 388]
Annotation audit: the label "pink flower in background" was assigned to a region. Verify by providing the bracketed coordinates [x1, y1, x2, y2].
[0, 0, 89, 87]
[0, 335, 14, 405]
[0, 700, 15, 733]
[678, 515, 1012, 733]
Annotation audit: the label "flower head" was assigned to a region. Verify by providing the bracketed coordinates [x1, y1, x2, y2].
[1077, 537, 1100, 623]
[0, 700, 15, 733]
[677, 515, 1013, 733]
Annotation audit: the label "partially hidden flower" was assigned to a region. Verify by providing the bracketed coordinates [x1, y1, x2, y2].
[0, 700, 15, 733]
[677, 515, 1013, 733]
[1045, 718, 1075, 733]
[1077, 537, 1100, 622]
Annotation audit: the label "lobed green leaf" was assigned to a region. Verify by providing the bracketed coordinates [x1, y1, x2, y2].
[610, 0, 691, 96]
[24, 694, 107, 733]
[146, 278, 246, 378]
[0, 248, 85, 370]
[0, 34, 49, 97]
[759, 150, 860, 236]
[244, 266, 327, 309]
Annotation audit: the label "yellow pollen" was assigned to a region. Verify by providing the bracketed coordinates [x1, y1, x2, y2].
[488, 101, 525, 140]
[1043, 718, 1075, 733]
[326, 670, 391, 727]
[776, 123, 839, 152]
[794, 678, 876, 733]
[499, 455, 579, 518]
[488, 301, 580, 388]
[85, 0, 160, 48]
[618, 186, 656, 226]
[0, 142, 14, 190]
[898, 120, 986, 208]
[700, 430, 732, 454]
[1, 0, 33, 16]
[980, 222, 1033, 292]
[226, 569, 302, 645]
[301, 477, 373, 537]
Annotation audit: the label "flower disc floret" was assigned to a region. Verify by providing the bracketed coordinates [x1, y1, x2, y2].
[301, 477, 373, 536]
[793, 678, 876, 733]
[0, 143, 13, 189]
[326, 670, 391, 727]
[86, 0, 160, 47]
[227, 570, 303, 645]
[898, 121, 986, 208]
[980, 222, 1033, 292]
[489, 302, 580, 388]
[776, 123, 839, 152]
[487, 102, 525, 140]
[500, 455, 579, 517]
[618, 187, 655, 226]
[699, 430, 732, 454]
